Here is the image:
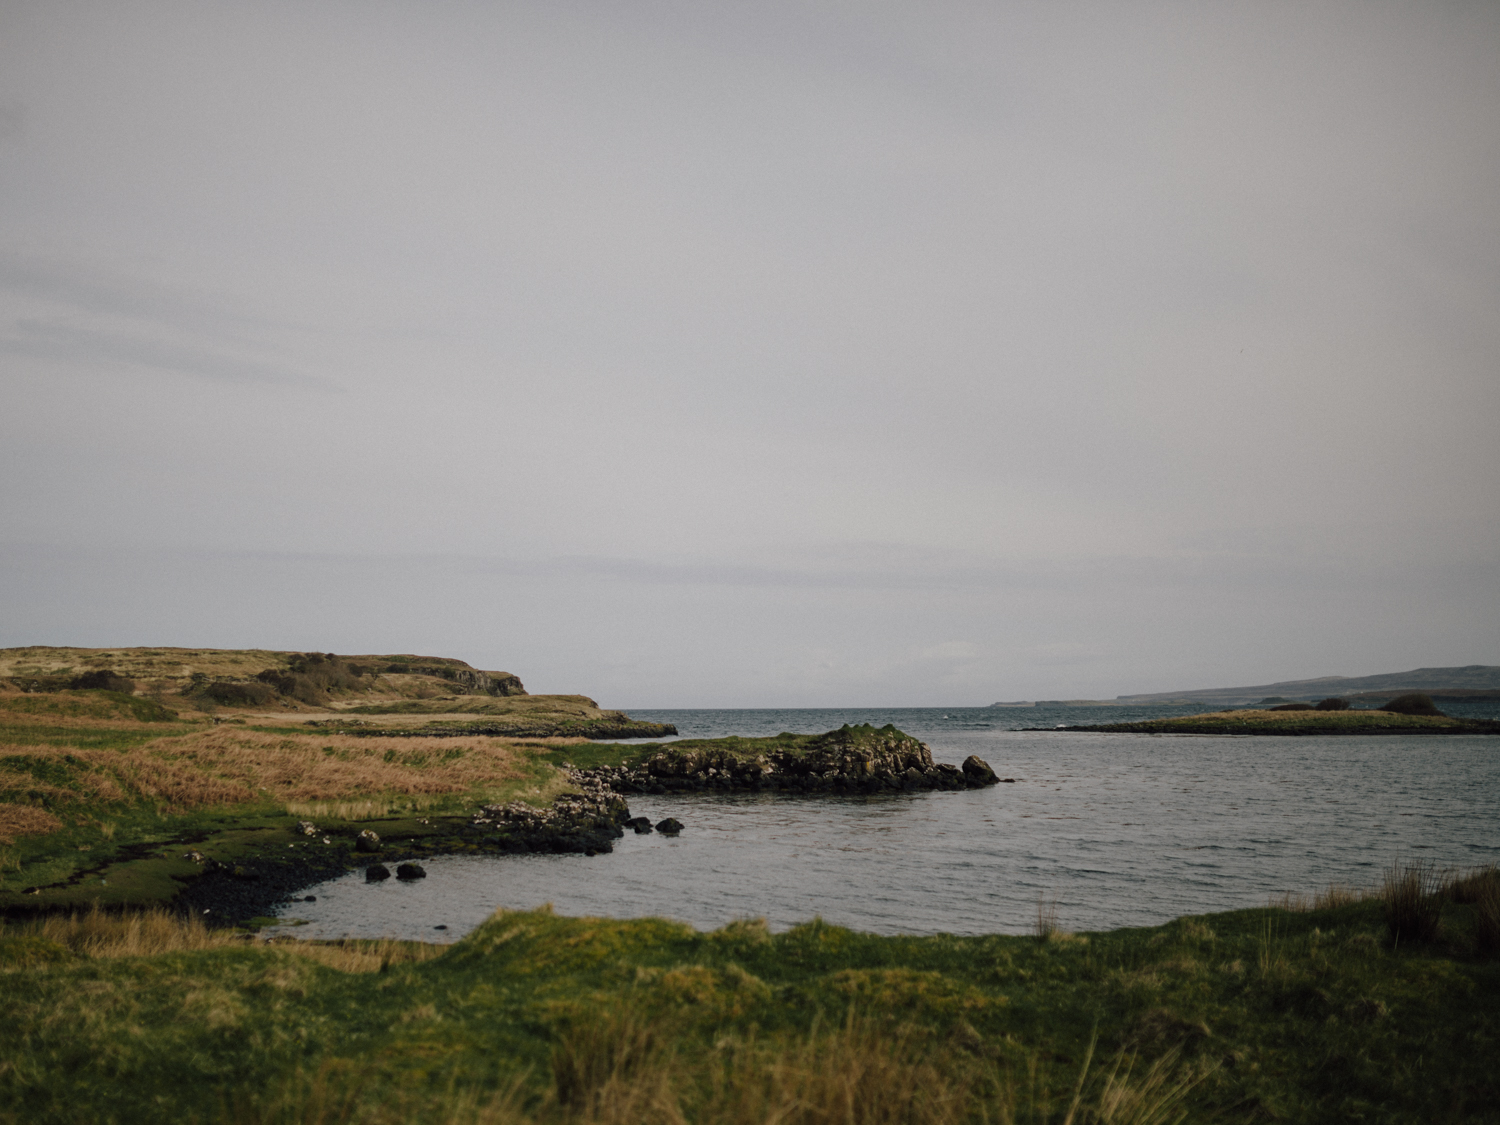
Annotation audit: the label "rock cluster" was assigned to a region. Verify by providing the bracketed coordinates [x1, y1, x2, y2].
[466, 771, 634, 855]
[582, 726, 1001, 796]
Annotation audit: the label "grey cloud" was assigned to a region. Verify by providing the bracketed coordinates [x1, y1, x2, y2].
[0, 1, 1495, 702]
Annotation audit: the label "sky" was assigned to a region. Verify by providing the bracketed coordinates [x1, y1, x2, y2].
[2, 0, 1497, 706]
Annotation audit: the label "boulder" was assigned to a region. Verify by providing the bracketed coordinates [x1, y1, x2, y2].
[355, 829, 382, 853]
[395, 863, 427, 880]
[365, 864, 391, 881]
[626, 816, 653, 834]
[655, 817, 685, 835]
[961, 755, 1000, 786]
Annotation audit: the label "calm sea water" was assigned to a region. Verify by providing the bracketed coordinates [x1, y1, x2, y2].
[276, 705, 1500, 942]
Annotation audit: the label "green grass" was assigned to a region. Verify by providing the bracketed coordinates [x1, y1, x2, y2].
[0, 895, 1497, 1123]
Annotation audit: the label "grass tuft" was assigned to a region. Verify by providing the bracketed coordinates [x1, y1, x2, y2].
[1382, 859, 1444, 947]
[1035, 893, 1061, 941]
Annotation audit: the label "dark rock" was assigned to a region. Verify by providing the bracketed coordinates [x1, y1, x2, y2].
[434, 924, 448, 930]
[655, 818, 684, 834]
[395, 863, 426, 880]
[365, 864, 391, 881]
[961, 755, 1000, 786]
[303, 895, 317, 902]
[626, 816, 653, 833]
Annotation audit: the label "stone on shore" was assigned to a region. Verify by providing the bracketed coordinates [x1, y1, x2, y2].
[655, 818, 684, 834]
[396, 863, 426, 880]
[365, 863, 391, 881]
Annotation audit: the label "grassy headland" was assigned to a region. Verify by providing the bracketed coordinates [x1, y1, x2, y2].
[1, 867, 1498, 1123]
[0, 646, 671, 915]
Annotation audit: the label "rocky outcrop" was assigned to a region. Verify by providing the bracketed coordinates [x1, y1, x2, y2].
[585, 725, 1000, 796]
[381, 662, 526, 696]
[466, 771, 634, 855]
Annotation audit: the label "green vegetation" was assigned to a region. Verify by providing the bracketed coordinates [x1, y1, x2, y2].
[1, 869, 1498, 1124]
[1379, 692, 1444, 717]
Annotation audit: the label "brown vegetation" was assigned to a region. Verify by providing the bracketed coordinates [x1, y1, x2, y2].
[0, 905, 443, 971]
[0, 802, 64, 842]
[1269, 883, 1372, 912]
[0, 727, 554, 812]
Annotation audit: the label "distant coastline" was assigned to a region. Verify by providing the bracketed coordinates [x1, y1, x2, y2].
[1037, 707, 1500, 736]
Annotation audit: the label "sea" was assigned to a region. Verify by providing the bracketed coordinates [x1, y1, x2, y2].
[274, 701, 1500, 942]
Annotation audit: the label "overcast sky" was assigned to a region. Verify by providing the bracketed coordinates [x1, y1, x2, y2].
[2, 1, 1497, 705]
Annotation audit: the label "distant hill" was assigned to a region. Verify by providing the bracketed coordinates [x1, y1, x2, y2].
[1113, 665, 1500, 706]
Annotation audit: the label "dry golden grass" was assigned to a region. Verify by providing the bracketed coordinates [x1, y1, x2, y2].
[0, 727, 543, 813]
[1, 905, 446, 971]
[0, 802, 64, 842]
[1270, 883, 1374, 912]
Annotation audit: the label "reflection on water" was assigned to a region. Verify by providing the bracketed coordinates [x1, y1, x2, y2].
[276, 719, 1500, 943]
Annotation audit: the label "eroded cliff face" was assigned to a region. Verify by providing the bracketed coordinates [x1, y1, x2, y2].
[368, 657, 525, 696]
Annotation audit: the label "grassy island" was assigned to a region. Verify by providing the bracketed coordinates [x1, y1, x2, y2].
[1050, 708, 1500, 736]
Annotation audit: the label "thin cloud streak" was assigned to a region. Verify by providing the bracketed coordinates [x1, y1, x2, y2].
[1, 319, 340, 390]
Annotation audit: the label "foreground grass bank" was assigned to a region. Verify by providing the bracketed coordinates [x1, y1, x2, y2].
[2, 878, 1499, 1124]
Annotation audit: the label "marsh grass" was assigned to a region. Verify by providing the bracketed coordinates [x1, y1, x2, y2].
[1269, 883, 1372, 912]
[0, 727, 535, 813]
[1442, 865, 1500, 955]
[0, 905, 445, 971]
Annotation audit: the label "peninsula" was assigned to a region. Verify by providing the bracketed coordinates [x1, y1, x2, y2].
[0, 646, 997, 923]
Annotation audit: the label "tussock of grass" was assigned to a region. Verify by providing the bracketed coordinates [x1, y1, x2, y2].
[1382, 859, 1444, 946]
[1035, 893, 1061, 940]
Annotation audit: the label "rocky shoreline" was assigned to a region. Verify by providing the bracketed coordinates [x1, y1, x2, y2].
[165, 729, 1006, 923]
